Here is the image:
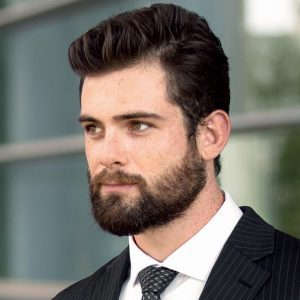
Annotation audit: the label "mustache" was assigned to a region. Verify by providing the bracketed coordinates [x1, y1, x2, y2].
[89, 169, 146, 186]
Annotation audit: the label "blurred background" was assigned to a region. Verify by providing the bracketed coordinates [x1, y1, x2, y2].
[0, 0, 299, 299]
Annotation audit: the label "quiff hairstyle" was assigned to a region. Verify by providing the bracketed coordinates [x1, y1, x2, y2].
[68, 3, 230, 175]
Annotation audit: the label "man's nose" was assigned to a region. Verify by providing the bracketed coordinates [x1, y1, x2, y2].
[98, 131, 128, 169]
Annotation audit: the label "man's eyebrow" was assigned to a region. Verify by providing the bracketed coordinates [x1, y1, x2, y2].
[78, 115, 99, 124]
[112, 112, 166, 121]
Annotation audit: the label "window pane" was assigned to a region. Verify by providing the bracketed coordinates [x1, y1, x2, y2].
[0, 0, 148, 143]
[0, 154, 127, 281]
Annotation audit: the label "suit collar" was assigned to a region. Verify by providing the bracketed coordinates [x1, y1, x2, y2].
[199, 206, 274, 300]
[228, 206, 274, 260]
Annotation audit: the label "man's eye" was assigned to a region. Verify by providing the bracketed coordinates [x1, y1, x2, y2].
[83, 124, 102, 135]
[129, 122, 150, 132]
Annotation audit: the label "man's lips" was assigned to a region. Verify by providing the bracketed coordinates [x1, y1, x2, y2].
[101, 183, 137, 193]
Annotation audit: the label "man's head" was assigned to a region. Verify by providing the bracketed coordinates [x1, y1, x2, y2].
[69, 3, 230, 175]
[69, 4, 231, 236]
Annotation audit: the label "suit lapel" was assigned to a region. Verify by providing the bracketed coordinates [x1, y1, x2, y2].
[200, 207, 274, 300]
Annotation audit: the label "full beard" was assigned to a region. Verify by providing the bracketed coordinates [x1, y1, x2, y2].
[88, 142, 207, 236]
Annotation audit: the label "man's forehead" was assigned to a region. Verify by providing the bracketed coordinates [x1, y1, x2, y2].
[80, 63, 180, 117]
[86, 64, 166, 93]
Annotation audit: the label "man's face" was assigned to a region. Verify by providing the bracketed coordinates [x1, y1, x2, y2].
[80, 62, 207, 236]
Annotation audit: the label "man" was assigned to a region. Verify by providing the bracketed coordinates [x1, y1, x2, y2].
[54, 3, 300, 300]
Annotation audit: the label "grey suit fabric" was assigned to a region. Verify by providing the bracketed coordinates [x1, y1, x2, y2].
[53, 207, 300, 300]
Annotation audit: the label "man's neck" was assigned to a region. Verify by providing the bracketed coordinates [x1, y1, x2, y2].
[133, 182, 224, 262]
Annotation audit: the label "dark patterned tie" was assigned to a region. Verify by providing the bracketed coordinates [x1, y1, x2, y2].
[138, 266, 178, 300]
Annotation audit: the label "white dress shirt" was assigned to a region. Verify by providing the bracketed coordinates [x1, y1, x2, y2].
[119, 192, 243, 300]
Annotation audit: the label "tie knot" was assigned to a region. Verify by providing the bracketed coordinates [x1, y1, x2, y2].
[138, 266, 178, 298]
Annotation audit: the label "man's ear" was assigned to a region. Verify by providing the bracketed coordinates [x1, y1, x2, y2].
[196, 110, 231, 161]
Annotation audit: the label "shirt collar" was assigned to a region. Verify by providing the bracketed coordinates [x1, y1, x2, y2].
[127, 191, 242, 286]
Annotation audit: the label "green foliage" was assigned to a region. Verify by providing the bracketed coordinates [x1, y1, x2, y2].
[247, 36, 300, 109]
[247, 34, 300, 238]
[275, 132, 300, 238]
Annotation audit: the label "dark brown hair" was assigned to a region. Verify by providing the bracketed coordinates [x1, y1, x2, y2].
[68, 3, 230, 175]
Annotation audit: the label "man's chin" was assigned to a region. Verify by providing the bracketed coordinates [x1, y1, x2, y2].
[99, 191, 141, 206]
[97, 220, 148, 237]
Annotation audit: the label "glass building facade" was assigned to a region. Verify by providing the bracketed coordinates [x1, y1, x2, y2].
[0, 0, 299, 298]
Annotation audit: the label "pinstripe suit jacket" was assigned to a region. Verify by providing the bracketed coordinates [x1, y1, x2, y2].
[53, 207, 300, 299]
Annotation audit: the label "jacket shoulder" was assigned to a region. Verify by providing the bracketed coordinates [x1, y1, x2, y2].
[52, 248, 129, 300]
[52, 262, 110, 300]
[273, 228, 300, 269]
